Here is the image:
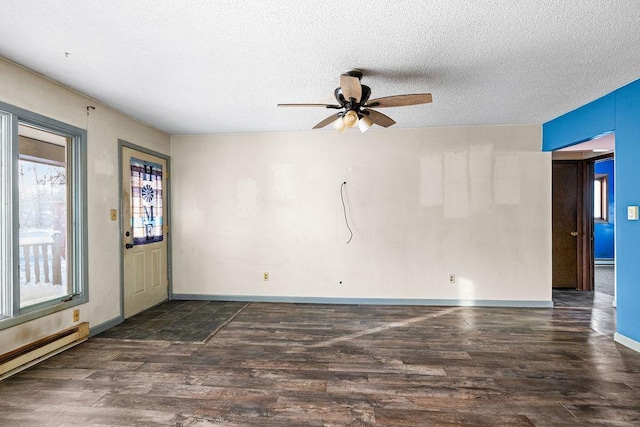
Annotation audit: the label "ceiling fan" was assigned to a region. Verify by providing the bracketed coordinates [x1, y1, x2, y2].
[277, 69, 433, 133]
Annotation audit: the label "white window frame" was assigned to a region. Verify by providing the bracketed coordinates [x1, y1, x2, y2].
[594, 174, 608, 223]
[0, 101, 88, 328]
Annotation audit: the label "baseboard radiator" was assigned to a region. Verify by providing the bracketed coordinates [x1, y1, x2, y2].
[0, 322, 89, 380]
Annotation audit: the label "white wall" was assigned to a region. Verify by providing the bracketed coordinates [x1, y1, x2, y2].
[0, 57, 170, 353]
[171, 125, 551, 303]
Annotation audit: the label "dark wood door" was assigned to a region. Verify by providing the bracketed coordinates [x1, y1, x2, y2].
[552, 160, 593, 290]
[552, 162, 579, 288]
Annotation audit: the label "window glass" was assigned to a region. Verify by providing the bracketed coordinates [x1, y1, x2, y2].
[594, 179, 602, 219]
[594, 175, 608, 222]
[18, 125, 71, 307]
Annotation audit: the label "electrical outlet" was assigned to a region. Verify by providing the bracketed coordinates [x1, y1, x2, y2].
[110, 209, 117, 221]
[73, 309, 80, 322]
[263, 272, 269, 281]
[449, 274, 456, 284]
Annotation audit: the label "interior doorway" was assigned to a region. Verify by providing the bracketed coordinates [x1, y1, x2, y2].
[593, 155, 615, 296]
[551, 133, 615, 292]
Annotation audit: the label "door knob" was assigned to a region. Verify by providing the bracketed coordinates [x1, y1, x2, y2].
[570, 231, 578, 237]
[125, 243, 134, 249]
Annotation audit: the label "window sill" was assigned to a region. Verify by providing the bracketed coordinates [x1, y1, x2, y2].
[0, 296, 87, 331]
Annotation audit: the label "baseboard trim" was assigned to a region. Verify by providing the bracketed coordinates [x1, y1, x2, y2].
[171, 293, 553, 308]
[614, 333, 640, 354]
[89, 315, 123, 337]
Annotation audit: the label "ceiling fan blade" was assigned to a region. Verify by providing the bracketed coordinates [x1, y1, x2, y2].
[362, 109, 396, 128]
[366, 93, 432, 108]
[278, 103, 342, 109]
[312, 113, 341, 129]
[340, 75, 362, 103]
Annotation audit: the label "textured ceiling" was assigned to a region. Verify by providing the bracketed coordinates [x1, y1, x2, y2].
[1, 1, 639, 135]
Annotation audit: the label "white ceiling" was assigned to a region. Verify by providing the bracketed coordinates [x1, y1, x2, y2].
[558, 132, 615, 152]
[1, 1, 639, 135]
[552, 131, 615, 159]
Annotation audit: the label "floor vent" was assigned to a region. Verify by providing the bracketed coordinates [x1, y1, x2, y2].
[0, 322, 89, 380]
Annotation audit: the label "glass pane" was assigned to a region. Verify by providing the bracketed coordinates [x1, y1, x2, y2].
[594, 179, 602, 219]
[130, 157, 164, 245]
[18, 125, 70, 307]
[601, 179, 607, 220]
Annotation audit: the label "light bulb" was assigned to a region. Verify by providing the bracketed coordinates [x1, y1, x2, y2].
[358, 115, 373, 133]
[343, 110, 359, 128]
[333, 116, 346, 133]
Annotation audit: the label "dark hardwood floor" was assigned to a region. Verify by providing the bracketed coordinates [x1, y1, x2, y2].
[1, 290, 639, 426]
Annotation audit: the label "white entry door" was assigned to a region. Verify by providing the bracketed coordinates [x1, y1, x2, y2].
[121, 146, 168, 318]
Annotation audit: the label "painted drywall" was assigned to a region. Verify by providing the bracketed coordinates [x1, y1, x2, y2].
[543, 77, 640, 348]
[543, 93, 616, 150]
[0, 57, 170, 354]
[594, 158, 615, 260]
[171, 125, 551, 304]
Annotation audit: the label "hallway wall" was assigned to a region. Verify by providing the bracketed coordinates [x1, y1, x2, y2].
[543, 77, 640, 350]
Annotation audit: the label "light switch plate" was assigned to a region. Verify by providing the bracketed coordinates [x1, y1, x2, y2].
[110, 209, 117, 221]
[628, 206, 639, 221]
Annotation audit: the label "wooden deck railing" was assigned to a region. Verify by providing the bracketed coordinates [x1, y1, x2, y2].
[19, 232, 62, 286]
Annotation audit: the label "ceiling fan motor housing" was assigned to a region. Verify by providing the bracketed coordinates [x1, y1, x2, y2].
[342, 68, 363, 80]
[334, 84, 372, 115]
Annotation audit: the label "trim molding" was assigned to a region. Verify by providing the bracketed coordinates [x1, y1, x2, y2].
[171, 294, 553, 308]
[614, 333, 640, 354]
[89, 315, 123, 337]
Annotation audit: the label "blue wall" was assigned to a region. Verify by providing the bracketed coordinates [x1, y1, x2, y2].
[543, 78, 640, 348]
[594, 158, 615, 259]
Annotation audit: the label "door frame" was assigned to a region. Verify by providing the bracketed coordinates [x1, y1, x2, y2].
[118, 139, 172, 319]
[576, 159, 594, 291]
[551, 159, 593, 290]
[552, 153, 616, 292]
[591, 153, 615, 296]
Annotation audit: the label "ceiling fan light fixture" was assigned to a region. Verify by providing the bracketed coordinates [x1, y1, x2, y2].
[278, 70, 433, 132]
[333, 116, 346, 133]
[343, 110, 359, 128]
[358, 115, 373, 133]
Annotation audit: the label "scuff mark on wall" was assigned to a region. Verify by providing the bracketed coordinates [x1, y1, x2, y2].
[494, 153, 520, 205]
[94, 158, 115, 176]
[237, 178, 258, 218]
[271, 162, 294, 200]
[469, 144, 493, 214]
[419, 154, 443, 206]
[444, 151, 470, 218]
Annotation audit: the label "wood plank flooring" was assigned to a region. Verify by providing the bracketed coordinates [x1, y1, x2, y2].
[1, 290, 639, 426]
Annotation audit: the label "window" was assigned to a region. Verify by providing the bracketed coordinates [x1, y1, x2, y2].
[594, 174, 608, 222]
[1, 101, 87, 327]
